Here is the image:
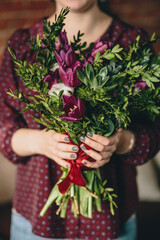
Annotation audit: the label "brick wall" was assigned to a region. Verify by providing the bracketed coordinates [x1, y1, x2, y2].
[0, 0, 54, 61]
[0, 0, 159, 62]
[109, 0, 160, 53]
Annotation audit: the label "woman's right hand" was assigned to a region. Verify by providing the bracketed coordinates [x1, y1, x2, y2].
[11, 128, 79, 169]
[37, 129, 78, 169]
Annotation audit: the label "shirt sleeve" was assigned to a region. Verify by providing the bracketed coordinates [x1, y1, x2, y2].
[0, 31, 29, 164]
[117, 26, 160, 166]
[118, 117, 160, 166]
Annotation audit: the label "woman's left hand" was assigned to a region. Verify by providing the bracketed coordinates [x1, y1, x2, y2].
[80, 130, 122, 169]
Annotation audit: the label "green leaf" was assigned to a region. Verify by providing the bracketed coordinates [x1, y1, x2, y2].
[94, 50, 101, 63]
[92, 78, 98, 88]
[77, 70, 86, 84]
[112, 44, 120, 52]
[104, 84, 118, 92]
[112, 44, 123, 53]
[86, 62, 94, 80]
[99, 67, 108, 80]
[104, 118, 115, 137]
[115, 53, 122, 60]
[103, 53, 115, 60]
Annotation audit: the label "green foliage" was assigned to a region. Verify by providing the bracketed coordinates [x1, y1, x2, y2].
[71, 31, 87, 54]
[93, 44, 123, 71]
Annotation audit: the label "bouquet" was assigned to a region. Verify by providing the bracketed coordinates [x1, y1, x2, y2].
[7, 8, 160, 218]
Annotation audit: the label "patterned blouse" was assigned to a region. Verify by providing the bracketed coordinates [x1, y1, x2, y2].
[0, 17, 160, 240]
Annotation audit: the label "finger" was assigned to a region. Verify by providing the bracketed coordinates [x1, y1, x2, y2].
[85, 132, 111, 146]
[52, 132, 70, 143]
[52, 155, 70, 169]
[86, 131, 121, 147]
[53, 148, 77, 160]
[103, 145, 114, 152]
[55, 142, 79, 152]
[100, 151, 112, 159]
[104, 143, 117, 153]
[82, 158, 110, 169]
[80, 136, 105, 152]
[80, 144, 103, 161]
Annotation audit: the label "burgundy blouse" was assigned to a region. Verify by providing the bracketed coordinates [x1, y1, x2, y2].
[0, 17, 160, 240]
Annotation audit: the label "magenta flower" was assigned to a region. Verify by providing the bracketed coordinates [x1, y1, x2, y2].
[82, 52, 94, 68]
[55, 30, 69, 51]
[91, 39, 112, 58]
[54, 46, 76, 68]
[60, 95, 86, 122]
[134, 79, 147, 90]
[59, 60, 82, 87]
[43, 71, 59, 89]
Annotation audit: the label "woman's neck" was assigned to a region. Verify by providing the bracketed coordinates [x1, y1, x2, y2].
[48, 3, 112, 44]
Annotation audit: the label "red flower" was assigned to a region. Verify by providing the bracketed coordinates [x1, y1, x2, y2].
[134, 79, 147, 90]
[43, 71, 59, 89]
[60, 95, 86, 122]
[82, 52, 94, 68]
[55, 30, 69, 51]
[91, 39, 112, 58]
[54, 46, 76, 68]
[59, 61, 82, 87]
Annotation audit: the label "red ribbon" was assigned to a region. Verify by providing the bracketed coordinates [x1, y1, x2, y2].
[58, 133, 95, 194]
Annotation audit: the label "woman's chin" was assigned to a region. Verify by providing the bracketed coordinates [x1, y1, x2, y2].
[56, 0, 96, 13]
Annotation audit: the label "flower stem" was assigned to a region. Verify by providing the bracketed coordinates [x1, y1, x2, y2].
[81, 186, 98, 198]
[56, 196, 67, 215]
[73, 196, 79, 214]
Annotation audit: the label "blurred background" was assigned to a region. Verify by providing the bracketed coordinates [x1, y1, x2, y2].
[0, 0, 160, 240]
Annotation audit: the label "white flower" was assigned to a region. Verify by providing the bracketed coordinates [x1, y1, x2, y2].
[48, 83, 74, 96]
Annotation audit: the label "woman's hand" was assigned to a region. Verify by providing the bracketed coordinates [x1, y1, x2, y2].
[36, 129, 79, 169]
[11, 128, 79, 169]
[79, 129, 135, 169]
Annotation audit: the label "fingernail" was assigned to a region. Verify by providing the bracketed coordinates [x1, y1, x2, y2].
[87, 132, 93, 137]
[64, 136, 69, 142]
[70, 154, 76, 159]
[83, 161, 87, 165]
[66, 164, 70, 169]
[72, 146, 78, 152]
[80, 145, 86, 151]
[80, 136, 85, 142]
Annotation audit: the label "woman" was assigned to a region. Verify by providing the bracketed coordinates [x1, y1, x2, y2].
[0, 0, 159, 239]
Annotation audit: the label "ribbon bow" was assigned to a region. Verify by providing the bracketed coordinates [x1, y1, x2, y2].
[58, 133, 95, 194]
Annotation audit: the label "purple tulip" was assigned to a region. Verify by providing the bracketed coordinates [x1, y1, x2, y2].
[55, 46, 76, 68]
[60, 95, 86, 122]
[55, 30, 69, 51]
[82, 52, 94, 68]
[134, 79, 147, 90]
[43, 71, 59, 89]
[59, 60, 82, 87]
[91, 39, 112, 58]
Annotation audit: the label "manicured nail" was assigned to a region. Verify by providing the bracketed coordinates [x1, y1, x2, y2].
[80, 136, 85, 142]
[72, 146, 78, 152]
[83, 161, 87, 165]
[80, 145, 86, 151]
[64, 136, 69, 142]
[87, 132, 93, 138]
[70, 154, 76, 159]
[66, 164, 70, 169]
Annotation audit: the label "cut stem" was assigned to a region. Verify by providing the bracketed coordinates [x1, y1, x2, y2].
[81, 186, 98, 198]
[56, 196, 67, 215]
[73, 196, 79, 214]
